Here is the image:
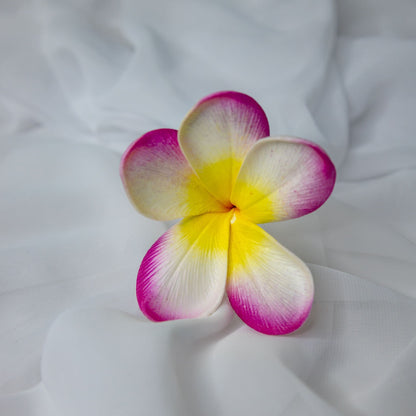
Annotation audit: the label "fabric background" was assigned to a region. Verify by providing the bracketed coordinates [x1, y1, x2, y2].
[1, 0, 416, 415]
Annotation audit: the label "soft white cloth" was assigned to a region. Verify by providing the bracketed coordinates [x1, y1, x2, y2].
[1, 0, 416, 415]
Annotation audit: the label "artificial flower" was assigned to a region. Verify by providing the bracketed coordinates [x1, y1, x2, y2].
[120, 91, 336, 335]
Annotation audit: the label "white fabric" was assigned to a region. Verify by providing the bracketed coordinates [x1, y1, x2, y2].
[1, 0, 416, 414]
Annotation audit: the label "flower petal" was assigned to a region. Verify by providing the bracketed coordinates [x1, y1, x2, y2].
[137, 212, 231, 321]
[227, 214, 314, 335]
[231, 137, 336, 223]
[120, 129, 227, 221]
[178, 91, 270, 205]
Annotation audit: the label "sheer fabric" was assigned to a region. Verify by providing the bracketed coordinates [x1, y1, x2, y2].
[1, 1, 416, 414]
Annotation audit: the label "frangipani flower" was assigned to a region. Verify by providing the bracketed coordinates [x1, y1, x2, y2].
[120, 91, 336, 335]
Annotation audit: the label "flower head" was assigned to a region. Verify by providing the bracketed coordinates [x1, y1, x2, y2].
[120, 91, 336, 335]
